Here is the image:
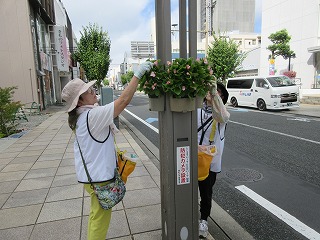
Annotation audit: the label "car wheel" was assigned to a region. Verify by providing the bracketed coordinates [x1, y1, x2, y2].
[257, 99, 266, 111]
[231, 97, 238, 107]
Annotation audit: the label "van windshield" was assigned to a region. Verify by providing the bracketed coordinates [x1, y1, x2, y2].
[266, 76, 295, 87]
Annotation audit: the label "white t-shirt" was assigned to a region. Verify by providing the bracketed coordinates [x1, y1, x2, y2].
[74, 103, 118, 183]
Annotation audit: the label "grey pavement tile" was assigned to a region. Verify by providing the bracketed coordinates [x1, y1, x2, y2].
[0, 204, 42, 229]
[123, 188, 160, 209]
[0, 164, 5, 171]
[151, 175, 161, 188]
[0, 158, 13, 165]
[1, 162, 33, 172]
[133, 230, 162, 240]
[0, 193, 10, 208]
[0, 225, 33, 240]
[144, 163, 160, 176]
[129, 166, 150, 178]
[56, 165, 76, 175]
[0, 181, 20, 194]
[51, 174, 78, 187]
[0, 152, 20, 159]
[3, 188, 49, 208]
[45, 143, 67, 150]
[15, 176, 53, 191]
[24, 167, 57, 179]
[46, 184, 83, 202]
[24, 145, 46, 151]
[37, 198, 82, 223]
[126, 204, 161, 234]
[37, 153, 64, 161]
[63, 152, 74, 159]
[10, 156, 38, 164]
[17, 150, 42, 158]
[42, 148, 66, 155]
[125, 175, 157, 191]
[3, 146, 26, 153]
[0, 171, 26, 182]
[60, 158, 75, 167]
[31, 160, 61, 169]
[30, 217, 81, 240]
[106, 210, 130, 239]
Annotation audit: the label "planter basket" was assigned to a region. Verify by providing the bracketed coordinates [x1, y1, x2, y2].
[169, 96, 195, 112]
[196, 96, 205, 109]
[148, 95, 165, 111]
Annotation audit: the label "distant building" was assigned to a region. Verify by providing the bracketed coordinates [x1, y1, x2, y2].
[197, 0, 255, 39]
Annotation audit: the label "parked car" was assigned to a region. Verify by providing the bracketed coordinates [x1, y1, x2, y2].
[226, 75, 300, 111]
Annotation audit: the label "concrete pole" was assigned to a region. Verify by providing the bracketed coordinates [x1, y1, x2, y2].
[156, 0, 198, 239]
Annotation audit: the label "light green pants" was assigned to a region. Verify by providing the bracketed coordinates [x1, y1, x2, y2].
[84, 183, 112, 240]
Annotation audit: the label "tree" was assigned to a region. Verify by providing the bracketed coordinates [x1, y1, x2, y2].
[73, 23, 111, 88]
[121, 71, 134, 85]
[267, 29, 296, 70]
[207, 35, 246, 83]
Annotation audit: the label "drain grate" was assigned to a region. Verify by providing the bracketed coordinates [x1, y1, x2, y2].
[225, 168, 263, 182]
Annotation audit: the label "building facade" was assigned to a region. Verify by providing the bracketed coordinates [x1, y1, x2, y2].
[260, 0, 320, 96]
[0, 0, 76, 109]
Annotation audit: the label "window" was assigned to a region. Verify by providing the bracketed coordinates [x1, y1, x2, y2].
[255, 78, 267, 88]
[227, 79, 254, 89]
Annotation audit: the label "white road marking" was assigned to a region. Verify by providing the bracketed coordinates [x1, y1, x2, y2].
[124, 109, 159, 133]
[235, 185, 320, 240]
[229, 120, 320, 145]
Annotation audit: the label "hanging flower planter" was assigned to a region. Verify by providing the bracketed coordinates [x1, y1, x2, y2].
[196, 95, 205, 109]
[169, 96, 195, 112]
[148, 95, 165, 111]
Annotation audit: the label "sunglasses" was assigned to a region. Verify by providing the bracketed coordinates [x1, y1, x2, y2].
[87, 87, 95, 94]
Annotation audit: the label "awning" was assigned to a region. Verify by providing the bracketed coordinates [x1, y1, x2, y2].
[307, 46, 320, 53]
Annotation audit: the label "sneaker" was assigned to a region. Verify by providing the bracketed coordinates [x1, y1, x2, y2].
[199, 219, 208, 238]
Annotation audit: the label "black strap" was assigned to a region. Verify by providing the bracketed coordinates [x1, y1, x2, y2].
[75, 135, 93, 187]
[197, 116, 212, 132]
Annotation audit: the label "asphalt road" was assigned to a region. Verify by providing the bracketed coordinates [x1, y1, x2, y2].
[116, 91, 320, 240]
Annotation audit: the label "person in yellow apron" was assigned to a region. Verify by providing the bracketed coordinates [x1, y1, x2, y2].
[197, 82, 230, 238]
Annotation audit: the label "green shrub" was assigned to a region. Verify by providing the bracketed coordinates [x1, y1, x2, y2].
[0, 86, 23, 137]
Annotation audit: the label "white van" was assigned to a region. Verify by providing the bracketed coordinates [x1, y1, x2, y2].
[226, 75, 299, 110]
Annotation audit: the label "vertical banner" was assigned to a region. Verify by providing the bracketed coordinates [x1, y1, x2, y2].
[269, 58, 275, 75]
[177, 146, 190, 185]
[54, 26, 69, 72]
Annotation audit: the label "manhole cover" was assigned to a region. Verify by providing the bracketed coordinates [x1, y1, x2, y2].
[225, 168, 263, 182]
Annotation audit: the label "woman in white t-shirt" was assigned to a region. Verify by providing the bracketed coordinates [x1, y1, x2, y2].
[197, 83, 230, 238]
[61, 62, 152, 240]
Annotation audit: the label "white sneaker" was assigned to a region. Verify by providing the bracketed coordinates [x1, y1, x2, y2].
[199, 219, 208, 238]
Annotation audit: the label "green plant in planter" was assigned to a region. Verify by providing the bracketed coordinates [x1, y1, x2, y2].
[165, 58, 215, 98]
[138, 59, 167, 98]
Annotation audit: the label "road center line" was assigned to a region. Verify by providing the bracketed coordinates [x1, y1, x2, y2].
[229, 120, 320, 145]
[124, 109, 159, 133]
[235, 185, 320, 240]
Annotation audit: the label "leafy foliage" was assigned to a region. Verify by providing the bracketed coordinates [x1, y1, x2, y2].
[0, 86, 23, 137]
[121, 71, 134, 85]
[267, 29, 296, 60]
[73, 23, 111, 88]
[207, 35, 246, 83]
[165, 58, 215, 98]
[138, 58, 215, 98]
[138, 60, 167, 97]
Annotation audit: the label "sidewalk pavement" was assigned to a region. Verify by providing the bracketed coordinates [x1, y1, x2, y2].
[0, 103, 318, 240]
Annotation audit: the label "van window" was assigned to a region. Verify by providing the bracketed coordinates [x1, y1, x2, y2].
[256, 78, 267, 88]
[227, 79, 254, 89]
[266, 76, 295, 87]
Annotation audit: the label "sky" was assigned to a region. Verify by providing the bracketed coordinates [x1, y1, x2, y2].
[62, 0, 262, 71]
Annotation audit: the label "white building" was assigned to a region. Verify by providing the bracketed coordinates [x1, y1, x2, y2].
[260, 0, 320, 96]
